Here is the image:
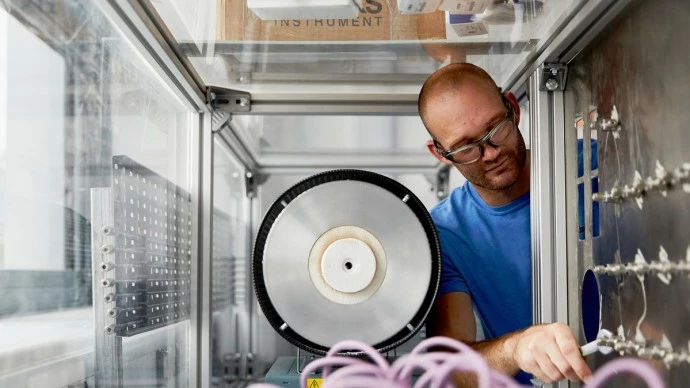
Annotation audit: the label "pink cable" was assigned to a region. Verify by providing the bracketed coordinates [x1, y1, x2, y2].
[299, 356, 369, 388]
[249, 337, 666, 388]
[585, 357, 665, 388]
[411, 353, 493, 388]
[325, 340, 391, 372]
[322, 363, 386, 387]
[387, 353, 447, 386]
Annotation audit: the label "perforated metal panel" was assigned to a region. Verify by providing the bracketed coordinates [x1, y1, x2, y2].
[212, 209, 233, 312]
[103, 155, 192, 337]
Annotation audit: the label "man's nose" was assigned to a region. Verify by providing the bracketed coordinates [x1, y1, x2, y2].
[481, 143, 500, 162]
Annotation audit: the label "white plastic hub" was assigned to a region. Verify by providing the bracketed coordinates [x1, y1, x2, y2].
[321, 238, 376, 293]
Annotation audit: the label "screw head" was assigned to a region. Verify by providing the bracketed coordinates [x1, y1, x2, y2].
[239, 98, 249, 108]
[545, 78, 559, 91]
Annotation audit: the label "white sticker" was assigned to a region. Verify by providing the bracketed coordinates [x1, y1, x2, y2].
[439, 0, 489, 13]
[398, 0, 443, 14]
[450, 21, 488, 36]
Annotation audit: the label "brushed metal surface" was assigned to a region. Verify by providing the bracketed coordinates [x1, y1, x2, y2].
[262, 180, 432, 348]
[566, 0, 690, 384]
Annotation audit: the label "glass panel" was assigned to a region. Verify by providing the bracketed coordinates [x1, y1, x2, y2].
[151, 0, 583, 91]
[0, 1, 196, 386]
[235, 115, 429, 153]
[212, 138, 251, 385]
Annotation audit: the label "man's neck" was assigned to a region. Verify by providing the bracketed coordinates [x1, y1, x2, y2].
[473, 153, 531, 207]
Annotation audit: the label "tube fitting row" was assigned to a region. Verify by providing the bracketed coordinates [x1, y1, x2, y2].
[597, 336, 689, 367]
[593, 261, 690, 276]
[593, 163, 690, 203]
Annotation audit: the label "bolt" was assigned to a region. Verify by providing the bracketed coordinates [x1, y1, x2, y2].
[101, 245, 114, 254]
[105, 324, 115, 335]
[104, 293, 115, 303]
[102, 278, 115, 287]
[238, 98, 249, 108]
[545, 78, 559, 91]
[102, 226, 113, 235]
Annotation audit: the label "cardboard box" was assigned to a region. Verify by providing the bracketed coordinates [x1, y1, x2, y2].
[218, 0, 447, 41]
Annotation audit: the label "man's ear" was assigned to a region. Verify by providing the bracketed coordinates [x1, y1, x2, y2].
[504, 91, 521, 127]
[427, 140, 453, 165]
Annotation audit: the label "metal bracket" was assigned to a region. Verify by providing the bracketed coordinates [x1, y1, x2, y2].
[207, 86, 251, 113]
[245, 171, 268, 199]
[540, 64, 568, 91]
[424, 165, 451, 201]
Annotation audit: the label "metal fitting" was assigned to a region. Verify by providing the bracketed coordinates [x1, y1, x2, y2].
[101, 244, 115, 254]
[597, 118, 620, 132]
[104, 293, 116, 303]
[102, 278, 115, 287]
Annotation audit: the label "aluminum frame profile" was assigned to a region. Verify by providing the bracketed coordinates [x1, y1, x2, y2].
[529, 67, 571, 388]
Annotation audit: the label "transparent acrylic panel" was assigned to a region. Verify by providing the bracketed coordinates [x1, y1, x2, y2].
[231, 114, 437, 168]
[0, 1, 196, 386]
[150, 0, 582, 91]
[212, 138, 251, 385]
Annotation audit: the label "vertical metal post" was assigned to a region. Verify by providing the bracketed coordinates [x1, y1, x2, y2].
[92, 188, 123, 388]
[552, 91, 569, 324]
[529, 67, 571, 387]
[196, 112, 214, 388]
[530, 68, 553, 326]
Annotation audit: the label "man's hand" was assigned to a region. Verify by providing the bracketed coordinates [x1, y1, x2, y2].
[508, 323, 592, 384]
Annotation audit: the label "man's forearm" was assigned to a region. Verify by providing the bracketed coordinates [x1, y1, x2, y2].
[446, 330, 525, 388]
[469, 329, 524, 377]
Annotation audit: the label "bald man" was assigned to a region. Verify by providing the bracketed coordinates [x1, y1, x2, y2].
[419, 63, 592, 385]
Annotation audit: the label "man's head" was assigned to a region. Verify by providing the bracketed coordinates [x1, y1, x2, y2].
[418, 63, 527, 192]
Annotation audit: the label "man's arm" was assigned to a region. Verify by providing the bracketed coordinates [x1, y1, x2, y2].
[427, 292, 592, 384]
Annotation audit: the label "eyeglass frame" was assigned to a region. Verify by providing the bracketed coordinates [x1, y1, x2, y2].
[433, 97, 517, 165]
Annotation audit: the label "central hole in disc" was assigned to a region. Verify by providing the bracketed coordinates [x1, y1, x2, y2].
[344, 261, 353, 270]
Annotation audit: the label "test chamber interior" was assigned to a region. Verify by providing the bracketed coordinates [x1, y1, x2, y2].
[0, 0, 689, 387]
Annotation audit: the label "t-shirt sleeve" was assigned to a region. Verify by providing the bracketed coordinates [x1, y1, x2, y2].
[438, 250, 470, 296]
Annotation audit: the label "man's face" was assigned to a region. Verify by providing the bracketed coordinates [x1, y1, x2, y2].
[425, 79, 527, 191]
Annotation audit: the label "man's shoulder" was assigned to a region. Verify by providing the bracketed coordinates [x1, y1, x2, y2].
[429, 184, 474, 228]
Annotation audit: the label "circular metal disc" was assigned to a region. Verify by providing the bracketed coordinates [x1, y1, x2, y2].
[253, 170, 441, 354]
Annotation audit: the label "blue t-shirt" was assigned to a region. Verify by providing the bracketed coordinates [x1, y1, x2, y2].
[430, 182, 532, 383]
